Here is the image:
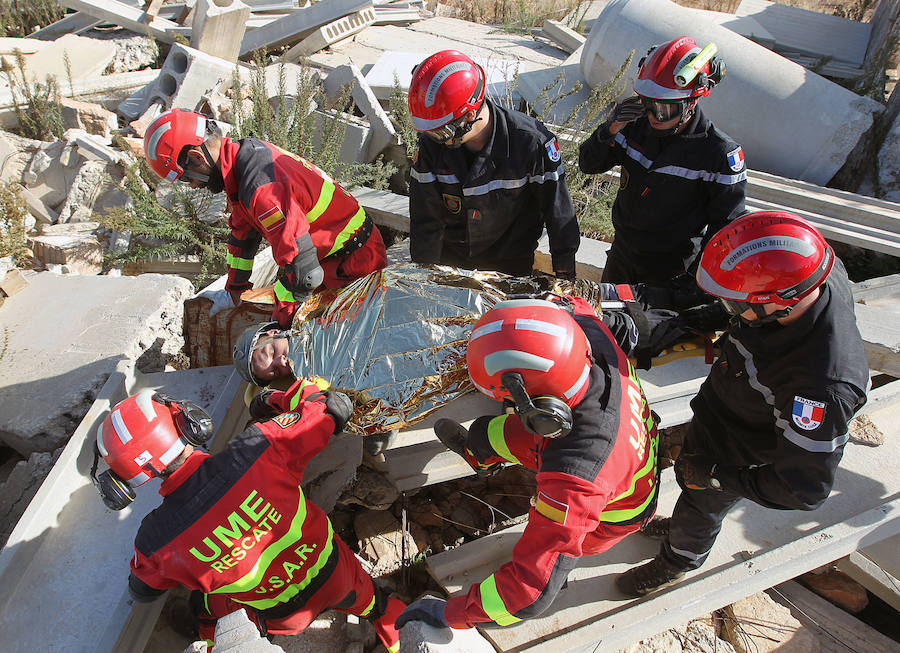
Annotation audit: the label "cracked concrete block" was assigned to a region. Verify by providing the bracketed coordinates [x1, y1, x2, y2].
[0, 272, 194, 455]
[54, 159, 115, 222]
[211, 609, 285, 652]
[28, 232, 102, 275]
[312, 109, 371, 164]
[0, 130, 42, 186]
[60, 97, 118, 140]
[63, 129, 123, 164]
[0, 448, 62, 548]
[324, 63, 397, 161]
[191, 0, 251, 63]
[23, 141, 82, 211]
[239, 0, 372, 56]
[284, 5, 376, 60]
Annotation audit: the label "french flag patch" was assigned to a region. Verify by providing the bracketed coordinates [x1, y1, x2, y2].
[792, 396, 825, 431]
[726, 146, 745, 172]
[545, 137, 561, 162]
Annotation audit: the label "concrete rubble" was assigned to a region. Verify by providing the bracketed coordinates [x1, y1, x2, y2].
[0, 1, 897, 652]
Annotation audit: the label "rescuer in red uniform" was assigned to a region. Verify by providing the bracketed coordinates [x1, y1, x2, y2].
[396, 297, 659, 629]
[91, 387, 404, 650]
[143, 109, 387, 328]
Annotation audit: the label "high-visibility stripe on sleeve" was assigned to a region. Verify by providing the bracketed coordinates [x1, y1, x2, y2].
[487, 415, 521, 465]
[274, 280, 295, 302]
[306, 180, 335, 223]
[325, 207, 367, 257]
[227, 252, 254, 271]
[478, 574, 521, 626]
[359, 594, 376, 617]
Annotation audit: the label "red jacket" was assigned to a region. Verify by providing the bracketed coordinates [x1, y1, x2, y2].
[220, 137, 368, 295]
[128, 382, 342, 613]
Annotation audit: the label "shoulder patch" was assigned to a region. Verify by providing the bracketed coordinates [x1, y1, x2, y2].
[545, 137, 561, 163]
[272, 412, 302, 428]
[791, 396, 826, 431]
[535, 490, 568, 525]
[726, 146, 745, 172]
[257, 205, 285, 232]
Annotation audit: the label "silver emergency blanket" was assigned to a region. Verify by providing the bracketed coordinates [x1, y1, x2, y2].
[285, 264, 607, 435]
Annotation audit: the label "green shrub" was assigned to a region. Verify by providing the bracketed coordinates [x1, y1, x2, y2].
[0, 50, 64, 141]
[0, 0, 64, 37]
[0, 182, 31, 266]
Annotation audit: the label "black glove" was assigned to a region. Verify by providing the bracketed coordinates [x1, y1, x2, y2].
[309, 391, 353, 433]
[285, 233, 324, 292]
[675, 453, 721, 491]
[249, 389, 279, 420]
[609, 96, 645, 125]
[395, 595, 448, 630]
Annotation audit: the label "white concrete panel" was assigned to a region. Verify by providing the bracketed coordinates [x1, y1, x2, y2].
[56, 0, 181, 43]
[579, 0, 883, 185]
[240, 0, 372, 56]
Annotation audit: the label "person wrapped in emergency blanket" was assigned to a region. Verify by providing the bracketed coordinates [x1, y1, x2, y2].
[232, 264, 727, 436]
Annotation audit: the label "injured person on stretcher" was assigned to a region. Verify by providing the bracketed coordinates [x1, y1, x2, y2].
[231, 263, 728, 439]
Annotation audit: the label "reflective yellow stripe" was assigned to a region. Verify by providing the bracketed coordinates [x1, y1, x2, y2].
[359, 594, 376, 617]
[487, 415, 521, 465]
[325, 207, 367, 257]
[208, 488, 311, 596]
[478, 574, 520, 626]
[600, 434, 659, 523]
[274, 280, 295, 302]
[227, 252, 254, 271]
[387, 643, 400, 653]
[306, 179, 335, 223]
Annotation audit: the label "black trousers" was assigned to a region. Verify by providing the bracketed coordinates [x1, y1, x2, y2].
[659, 423, 742, 571]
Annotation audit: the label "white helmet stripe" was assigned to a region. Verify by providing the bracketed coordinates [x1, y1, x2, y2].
[470, 319, 503, 342]
[514, 318, 566, 339]
[426, 61, 470, 107]
[484, 350, 553, 376]
[564, 363, 591, 400]
[696, 266, 745, 300]
[145, 121, 171, 161]
[158, 439, 186, 466]
[125, 471, 151, 486]
[111, 409, 132, 444]
[411, 112, 456, 132]
[472, 379, 493, 397]
[96, 424, 108, 457]
[195, 115, 206, 139]
[721, 236, 815, 271]
[135, 389, 157, 421]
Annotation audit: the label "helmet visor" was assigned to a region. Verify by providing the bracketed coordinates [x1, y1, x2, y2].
[640, 98, 684, 122]
[423, 114, 471, 143]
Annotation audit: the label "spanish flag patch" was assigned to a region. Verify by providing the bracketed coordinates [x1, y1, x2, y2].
[258, 206, 286, 231]
[535, 491, 568, 525]
[272, 412, 301, 428]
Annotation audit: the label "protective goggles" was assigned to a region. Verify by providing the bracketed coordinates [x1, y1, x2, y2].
[423, 114, 473, 144]
[640, 98, 685, 122]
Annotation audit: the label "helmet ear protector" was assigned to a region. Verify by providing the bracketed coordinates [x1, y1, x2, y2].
[501, 372, 573, 438]
[91, 394, 214, 511]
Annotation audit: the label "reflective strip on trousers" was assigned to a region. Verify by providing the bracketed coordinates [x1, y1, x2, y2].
[227, 252, 254, 271]
[478, 574, 521, 626]
[488, 415, 521, 465]
[325, 207, 367, 257]
[599, 431, 659, 523]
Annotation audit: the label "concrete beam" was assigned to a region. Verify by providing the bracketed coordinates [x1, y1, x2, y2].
[191, 0, 252, 63]
[55, 0, 182, 43]
[427, 431, 900, 652]
[240, 0, 372, 56]
[541, 19, 585, 54]
[25, 12, 103, 40]
[580, 0, 884, 185]
[284, 5, 376, 60]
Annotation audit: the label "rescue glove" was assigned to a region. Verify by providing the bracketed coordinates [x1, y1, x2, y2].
[395, 595, 448, 630]
[309, 391, 353, 433]
[675, 453, 721, 491]
[609, 96, 645, 126]
[249, 389, 280, 420]
[285, 233, 324, 293]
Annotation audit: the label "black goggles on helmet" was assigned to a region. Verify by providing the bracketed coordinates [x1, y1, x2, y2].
[640, 97, 686, 122]
[423, 113, 476, 144]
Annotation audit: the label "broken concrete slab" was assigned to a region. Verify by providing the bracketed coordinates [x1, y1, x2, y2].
[721, 591, 818, 652]
[0, 272, 194, 455]
[240, 0, 372, 55]
[25, 12, 102, 40]
[0, 130, 42, 186]
[398, 619, 496, 653]
[0, 448, 61, 548]
[22, 141, 82, 211]
[56, 159, 127, 223]
[28, 232, 103, 275]
[56, 0, 183, 43]
[18, 186, 58, 225]
[323, 62, 397, 161]
[8, 34, 116, 85]
[580, 0, 884, 185]
[148, 43, 241, 113]
[284, 4, 377, 61]
[212, 609, 286, 652]
[191, 0, 252, 63]
[0, 38, 51, 55]
[541, 19, 585, 54]
[60, 97, 118, 140]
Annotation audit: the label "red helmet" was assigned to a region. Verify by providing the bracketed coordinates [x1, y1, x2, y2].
[467, 299, 592, 409]
[143, 109, 208, 182]
[697, 211, 834, 311]
[97, 391, 212, 487]
[408, 50, 486, 133]
[634, 36, 721, 100]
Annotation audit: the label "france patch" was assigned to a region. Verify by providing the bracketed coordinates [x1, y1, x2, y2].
[726, 146, 745, 172]
[792, 396, 825, 431]
[545, 137, 561, 162]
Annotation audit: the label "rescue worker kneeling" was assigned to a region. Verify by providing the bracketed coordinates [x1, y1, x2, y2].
[91, 387, 404, 651]
[397, 298, 659, 630]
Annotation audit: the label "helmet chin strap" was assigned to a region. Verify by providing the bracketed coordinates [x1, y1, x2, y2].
[739, 304, 793, 327]
[444, 116, 483, 149]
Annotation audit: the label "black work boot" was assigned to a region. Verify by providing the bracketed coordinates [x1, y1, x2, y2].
[433, 418, 469, 458]
[639, 517, 670, 540]
[616, 556, 686, 598]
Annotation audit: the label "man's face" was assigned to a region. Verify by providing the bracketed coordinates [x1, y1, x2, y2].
[179, 147, 224, 193]
[250, 332, 293, 383]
